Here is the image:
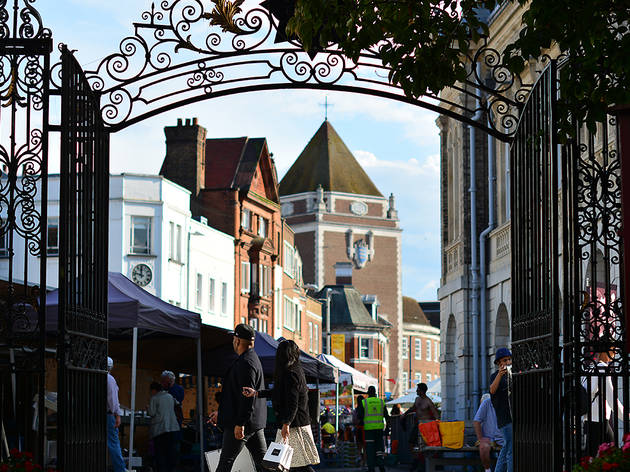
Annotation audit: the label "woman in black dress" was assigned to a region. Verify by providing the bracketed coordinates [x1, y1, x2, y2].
[243, 340, 320, 472]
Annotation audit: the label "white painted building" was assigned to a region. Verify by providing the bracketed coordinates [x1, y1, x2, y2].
[0, 173, 235, 330]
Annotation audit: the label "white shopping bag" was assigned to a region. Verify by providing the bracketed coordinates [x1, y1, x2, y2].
[262, 441, 294, 472]
[205, 447, 255, 472]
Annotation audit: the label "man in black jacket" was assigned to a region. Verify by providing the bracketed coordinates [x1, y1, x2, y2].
[209, 324, 267, 472]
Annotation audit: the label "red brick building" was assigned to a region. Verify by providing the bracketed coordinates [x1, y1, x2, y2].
[279, 120, 403, 394]
[400, 296, 440, 391]
[314, 264, 390, 395]
[160, 118, 322, 340]
[280, 221, 323, 354]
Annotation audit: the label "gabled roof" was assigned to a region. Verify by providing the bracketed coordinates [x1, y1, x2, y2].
[279, 121, 383, 197]
[403, 296, 430, 326]
[317, 285, 388, 329]
[204, 137, 278, 201]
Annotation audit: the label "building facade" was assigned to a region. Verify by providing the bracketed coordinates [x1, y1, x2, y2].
[280, 221, 323, 354]
[279, 120, 403, 394]
[400, 296, 441, 391]
[159, 118, 323, 344]
[437, 3, 541, 419]
[314, 264, 389, 394]
[1, 173, 236, 330]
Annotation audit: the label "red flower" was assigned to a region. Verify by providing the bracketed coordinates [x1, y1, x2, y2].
[602, 463, 619, 471]
[598, 442, 616, 457]
[624, 432, 630, 444]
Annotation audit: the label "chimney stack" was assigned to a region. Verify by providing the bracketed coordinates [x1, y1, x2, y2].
[160, 118, 207, 196]
[334, 262, 353, 285]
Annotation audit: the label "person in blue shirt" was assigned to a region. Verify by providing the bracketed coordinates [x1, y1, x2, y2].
[474, 393, 504, 472]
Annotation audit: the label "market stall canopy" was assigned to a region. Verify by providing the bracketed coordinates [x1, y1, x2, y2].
[204, 331, 337, 383]
[317, 353, 378, 392]
[386, 378, 441, 406]
[45, 272, 201, 338]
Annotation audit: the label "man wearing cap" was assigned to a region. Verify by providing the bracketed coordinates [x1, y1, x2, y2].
[209, 324, 267, 472]
[489, 347, 513, 472]
[107, 357, 126, 472]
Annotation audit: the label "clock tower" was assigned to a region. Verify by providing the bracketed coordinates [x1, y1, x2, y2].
[279, 121, 404, 394]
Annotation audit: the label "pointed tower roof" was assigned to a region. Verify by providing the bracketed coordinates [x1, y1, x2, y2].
[279, 121, 383, 197]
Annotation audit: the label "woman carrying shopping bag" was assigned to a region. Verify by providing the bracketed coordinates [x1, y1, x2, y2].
[243, 340, 320, 472]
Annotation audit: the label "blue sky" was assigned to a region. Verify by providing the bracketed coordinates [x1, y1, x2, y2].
[38, 0, 441, 301]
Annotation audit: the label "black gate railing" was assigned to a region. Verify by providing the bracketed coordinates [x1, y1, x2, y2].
[57, 45, 109, 471]
[562, 109, 628, 467]
[511, 59, 628, 470]
[510, 60, 561, 471]
[0, 3, 52, 465]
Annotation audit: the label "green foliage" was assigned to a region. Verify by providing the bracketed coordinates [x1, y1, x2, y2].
[287, 0, 498, 97]
[284, 0, 630, 136]
[504, 0, 630, 135]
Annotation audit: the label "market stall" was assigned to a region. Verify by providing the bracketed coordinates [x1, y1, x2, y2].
[45, 272, 206, 471]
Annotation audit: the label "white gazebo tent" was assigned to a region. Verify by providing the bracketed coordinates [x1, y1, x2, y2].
[386, 378, 441, 406]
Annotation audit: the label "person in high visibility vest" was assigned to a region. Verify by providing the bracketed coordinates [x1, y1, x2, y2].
[359, 386, 389, 472]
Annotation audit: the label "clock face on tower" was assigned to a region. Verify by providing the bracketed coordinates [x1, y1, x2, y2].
[131, 263, 152, 287]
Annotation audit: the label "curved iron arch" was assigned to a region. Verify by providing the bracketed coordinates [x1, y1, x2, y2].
[49, 1, 533, 142]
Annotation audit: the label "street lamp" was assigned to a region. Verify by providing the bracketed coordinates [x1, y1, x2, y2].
[186, 229, 204, 310]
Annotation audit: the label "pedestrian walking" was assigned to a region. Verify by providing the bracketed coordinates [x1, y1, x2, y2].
[473, 393, 504, 472]
[583, 349, 625, 457]
[360, 385, 389, 472]
[106, 357, 126, 472]
[489, 347, 513, 472]
[148, 381, 180, 472]
[243, 339, 320, 472]
[209, 323, 267, 472]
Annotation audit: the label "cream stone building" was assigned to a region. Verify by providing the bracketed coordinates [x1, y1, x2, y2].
[437, 3, 541, 419]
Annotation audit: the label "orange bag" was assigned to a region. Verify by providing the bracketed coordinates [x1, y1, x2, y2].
[418, 420, 441, 446]
[438, 421, 464, 449]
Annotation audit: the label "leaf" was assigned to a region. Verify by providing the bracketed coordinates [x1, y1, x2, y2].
[205, 0, 247, 35]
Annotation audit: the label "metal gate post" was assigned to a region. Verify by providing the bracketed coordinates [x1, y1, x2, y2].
[611, 105, 630, 354]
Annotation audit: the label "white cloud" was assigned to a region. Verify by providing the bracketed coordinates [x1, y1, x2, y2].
[354, 150, 439, 177]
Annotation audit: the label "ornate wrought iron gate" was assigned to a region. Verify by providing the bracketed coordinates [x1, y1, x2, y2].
[511, 59, 627, 470]
[510, 60, 561, 471]
[0, 2, 51, 464]
[57, 45, 109, 471]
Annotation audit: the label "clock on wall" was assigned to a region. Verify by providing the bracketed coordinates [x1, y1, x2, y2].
[131, 263, 152, 287]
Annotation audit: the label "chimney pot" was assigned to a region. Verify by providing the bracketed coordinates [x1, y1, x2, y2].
[177, 118, 182, 126]
[193, 117, 198, 125]
[185, 118, 191, 126]
[334, 262, 353, 285]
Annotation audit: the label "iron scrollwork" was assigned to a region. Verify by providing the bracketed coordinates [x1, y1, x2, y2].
[52, 0, 534, 140]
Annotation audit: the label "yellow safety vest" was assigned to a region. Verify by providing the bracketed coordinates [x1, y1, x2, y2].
[363, 397, 385, 431]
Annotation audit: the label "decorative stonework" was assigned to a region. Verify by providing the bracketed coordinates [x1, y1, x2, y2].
[346, 229, 374, 269]
[445, 241, 462, 274]
[350, 200, 368, 216]
[494, 224, 511, 259]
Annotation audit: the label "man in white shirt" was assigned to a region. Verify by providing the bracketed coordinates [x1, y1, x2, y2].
[474, 393, 504, 472]
[583, 349, 625, 456]
[107, 357, 126, 472]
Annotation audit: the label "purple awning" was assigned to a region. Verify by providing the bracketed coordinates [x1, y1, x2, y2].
[45, 272, 200, 338]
